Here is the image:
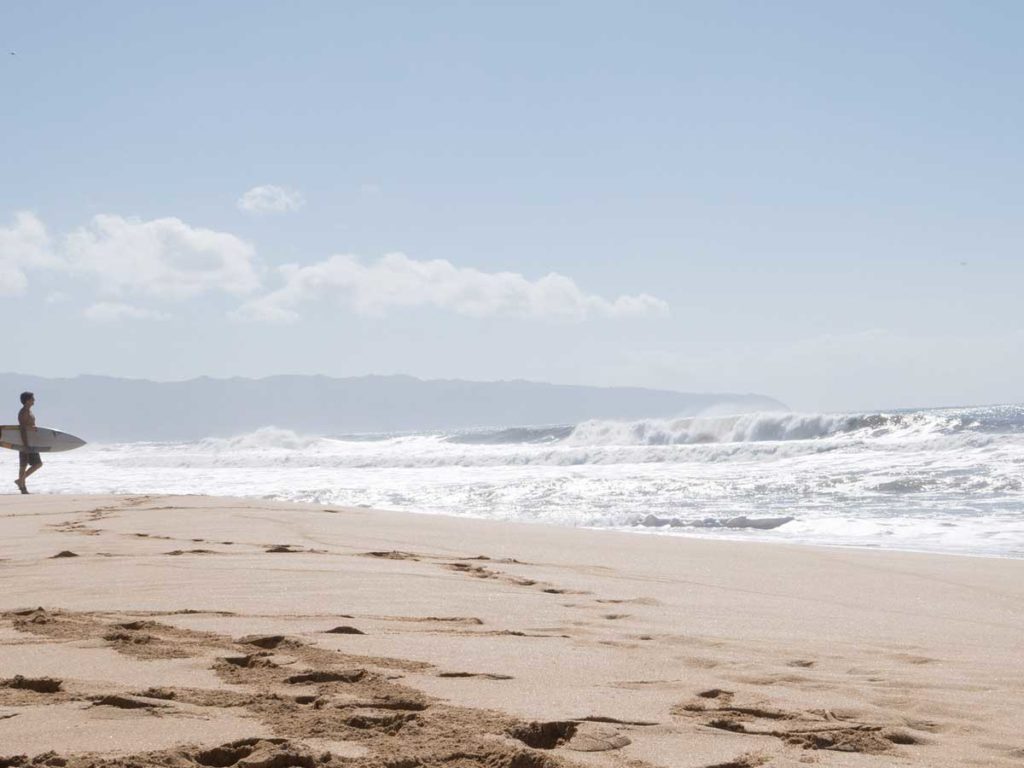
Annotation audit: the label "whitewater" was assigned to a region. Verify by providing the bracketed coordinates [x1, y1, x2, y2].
[41, 405, 1024, 558]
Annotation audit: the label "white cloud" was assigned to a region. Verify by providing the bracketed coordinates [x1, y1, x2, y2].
[3, 210, 668, 329]
[84, 302, 170, 323]
[237, 185, 305, 214]
[0, 211, 53, 295]
[65, 214, 261, 299]
[234, 252, 669, 323]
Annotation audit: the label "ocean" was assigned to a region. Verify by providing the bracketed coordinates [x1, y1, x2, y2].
[40, 405, 1024, 559]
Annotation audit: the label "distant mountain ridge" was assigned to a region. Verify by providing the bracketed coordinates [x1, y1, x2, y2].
[0, 373, 787, 442]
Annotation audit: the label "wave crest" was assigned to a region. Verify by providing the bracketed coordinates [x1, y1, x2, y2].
[566, 410, 963, 446]
[196, 426, 327, 452]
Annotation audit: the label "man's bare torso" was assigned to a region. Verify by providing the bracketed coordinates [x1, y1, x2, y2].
[18, 405, 35, 429]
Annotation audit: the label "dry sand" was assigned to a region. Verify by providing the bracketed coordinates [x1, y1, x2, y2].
[0, 494, 1022, 767]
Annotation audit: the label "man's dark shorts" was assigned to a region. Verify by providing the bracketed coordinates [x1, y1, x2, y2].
[19, 451, 42, 470]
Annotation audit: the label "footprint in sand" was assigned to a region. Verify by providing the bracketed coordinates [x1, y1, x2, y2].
[672, 689, 925, 755]
[362, 550, 421, 561]
[509, 721, 632, 752]
[286, 670, 367, 685]
[323, 626, 365, 635]
[89, 694, 166, 710]
[164, 549, 217, 556]
[238, 634, 301, 650]
[2, 676, 62, 693]
[437, 672, 513, 680]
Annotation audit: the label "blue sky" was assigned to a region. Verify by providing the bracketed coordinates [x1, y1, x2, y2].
[2, 1, 1022, 411]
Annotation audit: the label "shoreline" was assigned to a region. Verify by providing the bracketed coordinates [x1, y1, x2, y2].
[617, 523, 1024, 562]
[12, 487, 1023, 562]
[2, 493, 1023, 766]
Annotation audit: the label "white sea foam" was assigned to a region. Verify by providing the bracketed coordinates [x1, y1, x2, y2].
[38, 405, 1024, 558]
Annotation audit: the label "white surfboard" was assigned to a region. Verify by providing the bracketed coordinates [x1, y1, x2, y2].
[0, 426, 87, 453]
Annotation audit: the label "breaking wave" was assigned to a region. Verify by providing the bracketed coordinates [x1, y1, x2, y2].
[112, 407, 1005, 471]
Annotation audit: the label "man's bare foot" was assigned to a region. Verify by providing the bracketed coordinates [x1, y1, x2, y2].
[14, 479, 27, 494]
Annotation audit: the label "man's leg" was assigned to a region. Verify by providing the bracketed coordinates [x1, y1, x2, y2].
[16, 454, 40, 493]
[15, 453, 28, 493]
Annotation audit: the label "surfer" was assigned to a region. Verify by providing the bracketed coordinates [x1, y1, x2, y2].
[15, 391, 42, 494]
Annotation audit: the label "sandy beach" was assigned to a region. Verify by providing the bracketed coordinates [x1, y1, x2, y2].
[1, 494, 1022, 767]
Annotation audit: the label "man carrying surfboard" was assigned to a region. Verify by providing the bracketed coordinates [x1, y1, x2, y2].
[16, 391, 42, 494]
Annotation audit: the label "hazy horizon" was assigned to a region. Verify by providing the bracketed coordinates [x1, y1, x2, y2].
[6, 369, 780, 397]
[4, 2, 1022, 413]
[0, 371, 785, 441]
[8, 369, 1022, 417]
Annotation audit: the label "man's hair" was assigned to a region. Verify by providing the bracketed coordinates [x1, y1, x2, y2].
[19, 391, 33, 405]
